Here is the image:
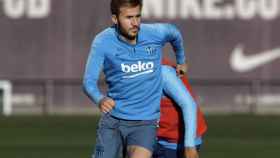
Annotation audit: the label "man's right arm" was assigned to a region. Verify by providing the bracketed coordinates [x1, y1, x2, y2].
[83, 40, 105, 105]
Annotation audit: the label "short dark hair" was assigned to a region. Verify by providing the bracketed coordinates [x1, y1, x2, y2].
[110, 0, 143, 15]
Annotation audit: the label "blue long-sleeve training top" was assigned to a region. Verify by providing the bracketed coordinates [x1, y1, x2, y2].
[83, 23, 185, 120]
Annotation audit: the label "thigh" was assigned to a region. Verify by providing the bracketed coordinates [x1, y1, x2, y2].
[127, 145, 152, 158]
[123, 120, 158, 158]
[93, 114, 122, 158]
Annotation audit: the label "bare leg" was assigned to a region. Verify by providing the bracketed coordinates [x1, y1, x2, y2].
[127, 145, 152, 158]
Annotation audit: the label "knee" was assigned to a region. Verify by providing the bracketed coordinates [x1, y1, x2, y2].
[127, 145, 152, 158]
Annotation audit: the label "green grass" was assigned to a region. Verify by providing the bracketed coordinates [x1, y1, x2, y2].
[201, 115, 280, 158]
[0, 116, 99, 158]
[0, 115, 280, 158]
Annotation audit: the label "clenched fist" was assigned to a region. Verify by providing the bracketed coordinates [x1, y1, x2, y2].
[98, 97, 116, 113]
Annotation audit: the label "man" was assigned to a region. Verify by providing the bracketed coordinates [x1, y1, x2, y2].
[153, 59, 208, 158]
[83, 0, 191, 158]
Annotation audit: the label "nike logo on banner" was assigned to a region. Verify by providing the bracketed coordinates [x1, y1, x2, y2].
[230, 45, 280, 73]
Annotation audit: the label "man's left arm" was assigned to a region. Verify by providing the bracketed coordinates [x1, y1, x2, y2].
[161, 24, 188, 76]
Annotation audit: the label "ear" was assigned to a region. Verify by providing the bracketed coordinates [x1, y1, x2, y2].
[111, 15, 118, 25]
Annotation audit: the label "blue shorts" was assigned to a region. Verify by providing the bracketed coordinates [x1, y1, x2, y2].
[93, 113, 158, 158]
[153, 143, 201, 158]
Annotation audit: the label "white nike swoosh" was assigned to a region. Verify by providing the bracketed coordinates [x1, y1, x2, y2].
[230, 45, 280, 72]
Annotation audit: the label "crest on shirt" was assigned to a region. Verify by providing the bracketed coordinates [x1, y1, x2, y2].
[145, 46, 156, 55]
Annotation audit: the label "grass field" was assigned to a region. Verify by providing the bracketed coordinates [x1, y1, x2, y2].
[0, 114, 280, 158]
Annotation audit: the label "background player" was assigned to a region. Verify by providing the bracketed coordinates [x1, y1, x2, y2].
[153, 58, 207, 158]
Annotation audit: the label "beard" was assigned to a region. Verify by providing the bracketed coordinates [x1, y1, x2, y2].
[117, 23, 139, 41]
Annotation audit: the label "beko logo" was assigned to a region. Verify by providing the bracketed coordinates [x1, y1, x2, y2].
[121, 61, 154, 78]
[143, 0, 280, 20]
[0, 0, 51, 19]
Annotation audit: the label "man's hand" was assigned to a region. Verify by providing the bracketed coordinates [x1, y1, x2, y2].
[176, 63, 188, 77]
[184, 147, 199, 158]
[98, 97, 115, 113]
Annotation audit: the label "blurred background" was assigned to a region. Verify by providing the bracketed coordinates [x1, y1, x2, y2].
[1, 0, 280, 158]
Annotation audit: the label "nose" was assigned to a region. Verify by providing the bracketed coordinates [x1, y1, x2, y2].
[131, 17, 139, 26]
